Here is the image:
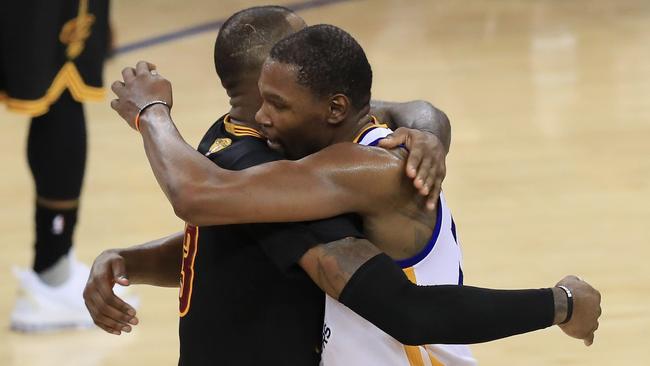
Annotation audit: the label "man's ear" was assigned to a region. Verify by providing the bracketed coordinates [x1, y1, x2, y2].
[326, 94, 351, 125]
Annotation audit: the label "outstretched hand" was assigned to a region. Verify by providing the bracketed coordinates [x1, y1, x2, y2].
[110, 60, 173, 130]
[379, 127, 447, 210]
[83, 249, 138, 335]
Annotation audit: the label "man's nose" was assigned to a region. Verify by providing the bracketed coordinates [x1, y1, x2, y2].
[255, 107, 271, 127]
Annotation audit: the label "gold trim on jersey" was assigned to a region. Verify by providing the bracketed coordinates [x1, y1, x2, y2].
[223, 115, 264, 138]
[0, 0, 103, 117]
[60, 0, 95, 60]
[0, 62, 105, 117]
[402, 267, 444, 366]
[352, 116, 390, 143]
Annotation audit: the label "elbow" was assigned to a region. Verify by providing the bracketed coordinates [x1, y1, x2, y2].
[168, 182, 202, 224]
[431, 106, 451, 153]
[169, 181, 231, 226]
[171, 198, 194, 224]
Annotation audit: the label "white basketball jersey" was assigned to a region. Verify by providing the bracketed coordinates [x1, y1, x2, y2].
[320, 124, 477, 366]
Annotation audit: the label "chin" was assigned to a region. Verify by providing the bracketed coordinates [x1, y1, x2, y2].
[267, 139, 285, 154]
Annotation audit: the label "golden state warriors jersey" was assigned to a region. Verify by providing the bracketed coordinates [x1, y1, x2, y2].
[321, 124, 477, 366]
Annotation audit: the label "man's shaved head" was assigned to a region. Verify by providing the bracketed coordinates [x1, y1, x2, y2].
[214, 6, 307, 89]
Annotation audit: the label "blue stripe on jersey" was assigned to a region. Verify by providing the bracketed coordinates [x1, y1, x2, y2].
[451, 218, 458, 244]
[357, 128, 378, 145]
[458, 266, 464, 285]
[368, 138, 382, 146]
[395, 197, 443, 269]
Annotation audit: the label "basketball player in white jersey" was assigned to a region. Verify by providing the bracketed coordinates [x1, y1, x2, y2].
[322, 121, 475, 365]
[109, 23, 601, 366]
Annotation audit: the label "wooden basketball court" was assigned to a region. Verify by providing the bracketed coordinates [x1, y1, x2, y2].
[1, 0, 648, 364]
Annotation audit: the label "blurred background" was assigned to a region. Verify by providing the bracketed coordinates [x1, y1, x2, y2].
[1, 0, 648, 364]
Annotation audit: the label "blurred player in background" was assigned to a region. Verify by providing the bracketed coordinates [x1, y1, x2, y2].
[0, 0, 110, 331]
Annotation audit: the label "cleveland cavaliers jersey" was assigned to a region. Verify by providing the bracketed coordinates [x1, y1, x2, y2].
[178, 115, 364, 365]
[321, 123, 477, 366]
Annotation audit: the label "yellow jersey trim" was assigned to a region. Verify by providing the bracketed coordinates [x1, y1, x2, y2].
[352, 116, 390, 143]
[223, 115, 264, 139]
[0, 62, 105, 117]
[1, 0, 104, 117]
[402, 267, 444, 366]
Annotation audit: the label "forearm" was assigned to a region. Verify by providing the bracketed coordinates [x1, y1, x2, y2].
[370, 100, 451, 152]
[137, 105, 227, 223]
[299, 237, 380, 299]
[339, 253, 559, 345]
[117, 231, 183, 287]
[138, 114, 377, 225]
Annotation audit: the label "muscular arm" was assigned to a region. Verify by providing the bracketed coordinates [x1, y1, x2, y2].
[370, 100, 451, 152]
[299, 237, 566, 345]
[117, 231, 183, 287]
[138, 106, 404, 226]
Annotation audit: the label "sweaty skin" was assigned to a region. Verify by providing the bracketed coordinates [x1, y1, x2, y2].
[103, 58, 601, 346]
[121, 60, 439, 260]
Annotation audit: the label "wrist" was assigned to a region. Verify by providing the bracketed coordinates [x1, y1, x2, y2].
[551, 287, 568, 325]
[137, 102, 171, 132]
[556, 285, 574, 324]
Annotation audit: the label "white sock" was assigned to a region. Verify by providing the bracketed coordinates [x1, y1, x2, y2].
[38, 254, 71, 286]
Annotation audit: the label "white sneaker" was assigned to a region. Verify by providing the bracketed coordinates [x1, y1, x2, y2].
[10, 257, 138, 333]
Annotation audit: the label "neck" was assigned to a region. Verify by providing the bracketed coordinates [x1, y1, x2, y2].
[330, 105, 373, 144]
[227, 105, 258, 129]
[224, 84, 261, 130]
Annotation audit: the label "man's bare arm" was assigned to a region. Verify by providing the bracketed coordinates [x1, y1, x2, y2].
[134, 106, 405, 226]
[117, 231, 184, 287]
[110, 62, 447, 224]
[371, 100, 451, 153]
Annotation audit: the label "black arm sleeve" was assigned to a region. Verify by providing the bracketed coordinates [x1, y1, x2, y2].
[339, 254, 555, 346]
[254, 215, 364, 274]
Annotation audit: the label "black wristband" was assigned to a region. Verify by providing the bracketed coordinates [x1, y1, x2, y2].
[557, 285, 574, 324]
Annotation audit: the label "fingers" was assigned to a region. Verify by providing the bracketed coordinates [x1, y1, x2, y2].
[584, 332, 594, 346]
[426, 179, 441, 211]
[378, 129, 419, 178]
[121, 67, 136, 83]
[136, 60, 156, 75]
[84, 270, 138, 335]
[115, 276, 130, 287]
[377, 133, 404, 149]
[111, 80, 124, 97]
[426, 161, 445, 210]
[85, 293, 129, 335]
[414, 154, 434, 192]
[379, 127, 446, 208]
[88, 289, 138, 330]
[110, 99, 119, 111]
[100, 288, 137, 321]
[405, 147, 423, 180]
[111, 259, 130, 287]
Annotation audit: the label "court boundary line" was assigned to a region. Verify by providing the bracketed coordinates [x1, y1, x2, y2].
[113, 0, 352, 56]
